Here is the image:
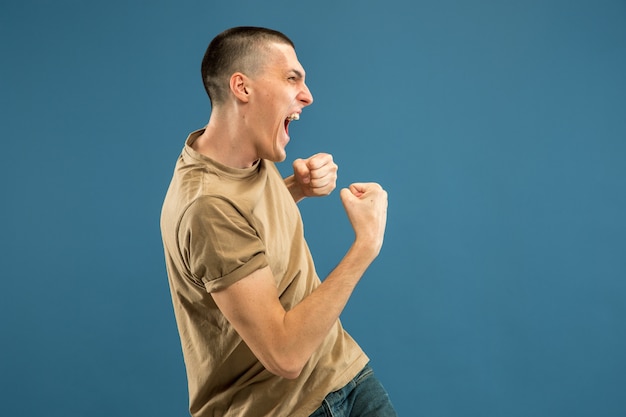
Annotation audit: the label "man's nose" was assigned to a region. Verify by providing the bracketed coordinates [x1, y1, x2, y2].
[299, 83, 313, 106]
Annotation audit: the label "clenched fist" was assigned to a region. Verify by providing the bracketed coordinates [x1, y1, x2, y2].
[340, 183, 388, 257]
[291, 153, 338, 199]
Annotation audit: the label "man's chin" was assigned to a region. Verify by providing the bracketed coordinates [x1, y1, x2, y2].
[269, 146, 287, 163]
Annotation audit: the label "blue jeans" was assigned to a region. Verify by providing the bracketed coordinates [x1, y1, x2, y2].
[309, 364, 397, 417]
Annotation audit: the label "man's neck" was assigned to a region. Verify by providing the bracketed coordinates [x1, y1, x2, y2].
[192, 118, 259, 169]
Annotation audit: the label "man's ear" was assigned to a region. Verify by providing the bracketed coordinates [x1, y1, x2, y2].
[230, 73, 250, 103]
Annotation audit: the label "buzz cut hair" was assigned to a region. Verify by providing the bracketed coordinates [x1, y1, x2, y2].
[201, 26, 295, 106]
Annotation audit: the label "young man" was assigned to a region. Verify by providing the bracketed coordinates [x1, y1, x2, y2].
[160, 27, 396, 416]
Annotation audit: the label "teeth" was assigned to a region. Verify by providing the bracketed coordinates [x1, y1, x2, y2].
[287, 113, 300, 121]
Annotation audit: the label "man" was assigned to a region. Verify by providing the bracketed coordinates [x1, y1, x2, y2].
[160, 26, 395, 416]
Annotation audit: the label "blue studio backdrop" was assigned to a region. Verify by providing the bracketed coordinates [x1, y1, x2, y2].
[1, 1, 625, 416]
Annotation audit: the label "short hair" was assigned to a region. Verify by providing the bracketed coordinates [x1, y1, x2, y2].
[201, 27, 295, 106]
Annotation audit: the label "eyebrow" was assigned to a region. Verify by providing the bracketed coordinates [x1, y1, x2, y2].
[289, 69, 304, 79]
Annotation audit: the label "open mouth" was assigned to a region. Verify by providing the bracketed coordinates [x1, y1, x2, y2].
[284, 112, 300, 135]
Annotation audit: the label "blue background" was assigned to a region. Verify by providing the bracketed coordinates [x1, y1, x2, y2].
[1, 0, 625, 415]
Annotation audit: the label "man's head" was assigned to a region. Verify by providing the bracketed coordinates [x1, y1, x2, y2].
[201, 27, 295, 106]
[199, 27, 313, 166]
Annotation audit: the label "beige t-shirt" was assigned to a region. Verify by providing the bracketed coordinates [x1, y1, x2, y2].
[160, 130, 368, 417]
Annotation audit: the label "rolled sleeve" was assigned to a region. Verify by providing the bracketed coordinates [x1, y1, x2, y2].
[179, 196, 268, 292]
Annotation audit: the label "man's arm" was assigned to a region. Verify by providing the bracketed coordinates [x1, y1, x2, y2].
[285, 153, 338, 203]
[211, 182, 388, 379]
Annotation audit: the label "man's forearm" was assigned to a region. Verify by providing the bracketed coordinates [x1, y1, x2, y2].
[279, 241, 378, 372]
[284, 174, 305, 203]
